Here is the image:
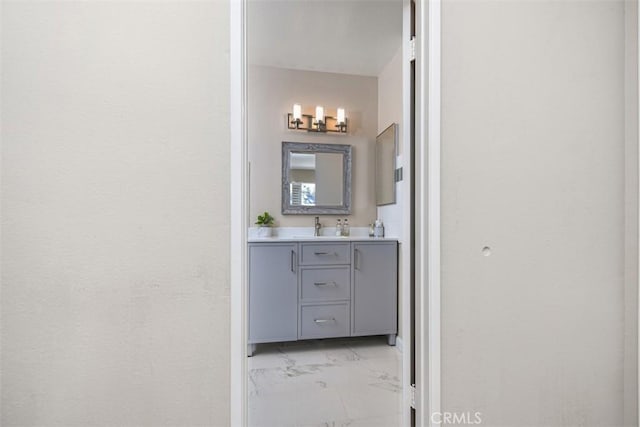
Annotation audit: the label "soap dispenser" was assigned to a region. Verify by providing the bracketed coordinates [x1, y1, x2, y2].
[342, 218, 350, 236]
[335, 219, 343, 236]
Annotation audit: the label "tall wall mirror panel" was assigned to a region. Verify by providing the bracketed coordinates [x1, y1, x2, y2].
[376, 123, 397, 206]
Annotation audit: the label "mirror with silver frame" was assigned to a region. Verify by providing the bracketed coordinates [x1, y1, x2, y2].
[376, 123, 397, 206]
[282, 142, 352, 215]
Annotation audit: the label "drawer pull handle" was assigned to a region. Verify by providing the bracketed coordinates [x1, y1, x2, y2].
[291, 250, 296, 272]
[314, 318, 335, 324]
[314, 251, 336, 256]
[314, 282, 336, 287]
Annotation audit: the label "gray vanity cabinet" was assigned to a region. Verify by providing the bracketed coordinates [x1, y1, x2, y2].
[352, 242, 398, 343]
[248, 243, 298, 345]
[248, 239, 397, 356]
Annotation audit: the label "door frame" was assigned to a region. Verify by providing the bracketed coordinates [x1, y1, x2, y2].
[229, 0, 440, 425]
[414, 0, 442, 425]
[229, 0, 248, 425]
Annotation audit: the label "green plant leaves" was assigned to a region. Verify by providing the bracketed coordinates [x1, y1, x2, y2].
[255, 211, 274, 226]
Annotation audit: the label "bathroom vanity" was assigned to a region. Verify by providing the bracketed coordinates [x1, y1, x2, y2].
[247, 237, 397, 356]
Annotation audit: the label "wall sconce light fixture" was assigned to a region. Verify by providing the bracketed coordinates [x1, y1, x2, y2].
[288, 104, 348, 133]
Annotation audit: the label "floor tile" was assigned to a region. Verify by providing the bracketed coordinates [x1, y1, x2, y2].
[248, 336, 402, 427]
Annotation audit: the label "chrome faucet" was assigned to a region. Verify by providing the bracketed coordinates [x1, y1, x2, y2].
[314, 216, 322, 236]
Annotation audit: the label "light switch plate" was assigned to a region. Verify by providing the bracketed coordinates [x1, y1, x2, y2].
[395, 167, 403, 182]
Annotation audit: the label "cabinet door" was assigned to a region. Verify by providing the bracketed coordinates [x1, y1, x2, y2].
[249, 243, 298, 343]
[352, 242, 398, 336]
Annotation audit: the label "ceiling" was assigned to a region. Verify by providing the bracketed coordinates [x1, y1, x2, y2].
[248, 0, 403, 77]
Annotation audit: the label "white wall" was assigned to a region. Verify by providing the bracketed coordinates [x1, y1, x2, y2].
[1, 2, 230, 425]
[377, 46, 403, 238]
[623, 1, 639, 424]
[248, 65, 378, 227]
[440, 1, 635, 425]
[376, 47, 405, 342]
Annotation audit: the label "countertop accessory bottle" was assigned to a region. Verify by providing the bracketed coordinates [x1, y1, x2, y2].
[342, 218, 350, 236]
[368, 223, 375, 237]
[374, 219, 385, 238]
[335, 219, 342, 236]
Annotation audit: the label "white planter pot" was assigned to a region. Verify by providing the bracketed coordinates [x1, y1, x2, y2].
[257, 226, 273, 238]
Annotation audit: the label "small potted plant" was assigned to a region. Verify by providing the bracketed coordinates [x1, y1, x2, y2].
[255, 211, 275, 237]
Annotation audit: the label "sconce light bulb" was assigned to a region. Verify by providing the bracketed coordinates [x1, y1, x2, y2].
[293, 103, 302, 121]
[315, 106, 324, 124]
[337, 107, 346, 125]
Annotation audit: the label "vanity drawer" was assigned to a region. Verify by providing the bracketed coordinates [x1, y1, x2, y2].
[300, 267, 350, 302]
[299, 303, 350, 339]
[300, 243, 350, 265]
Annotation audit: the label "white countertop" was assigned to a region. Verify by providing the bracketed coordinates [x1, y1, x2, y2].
[248, 236, 398, 243]
[247, 226, 398, 243]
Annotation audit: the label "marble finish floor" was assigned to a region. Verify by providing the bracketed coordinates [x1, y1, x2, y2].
[248, 336, 403, 427]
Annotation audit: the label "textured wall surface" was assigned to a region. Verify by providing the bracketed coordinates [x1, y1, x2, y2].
[623, 1, 639, 424]
[1, 1, 230, 425]
[441, 0, 633, 425]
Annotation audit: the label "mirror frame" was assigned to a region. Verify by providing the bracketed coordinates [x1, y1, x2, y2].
[282, 141, 352, 215]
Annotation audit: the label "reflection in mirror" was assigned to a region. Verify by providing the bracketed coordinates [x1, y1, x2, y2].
[376, 123, 397, 206]
[289, 153, 317, 206]
[289, 152, 344, 206]
[282, 142, 351, 214]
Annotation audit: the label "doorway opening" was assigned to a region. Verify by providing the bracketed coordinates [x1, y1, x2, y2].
[229, 0, 439, 425]
[244, 0, 414, 425]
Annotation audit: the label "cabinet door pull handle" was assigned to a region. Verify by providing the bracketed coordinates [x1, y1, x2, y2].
[314, 251, 334, 256]
[314, 318, 335, 324]
[354, 248, 361, 270]
[291, 250, 296, 272]
[314, 282, 336, 287]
